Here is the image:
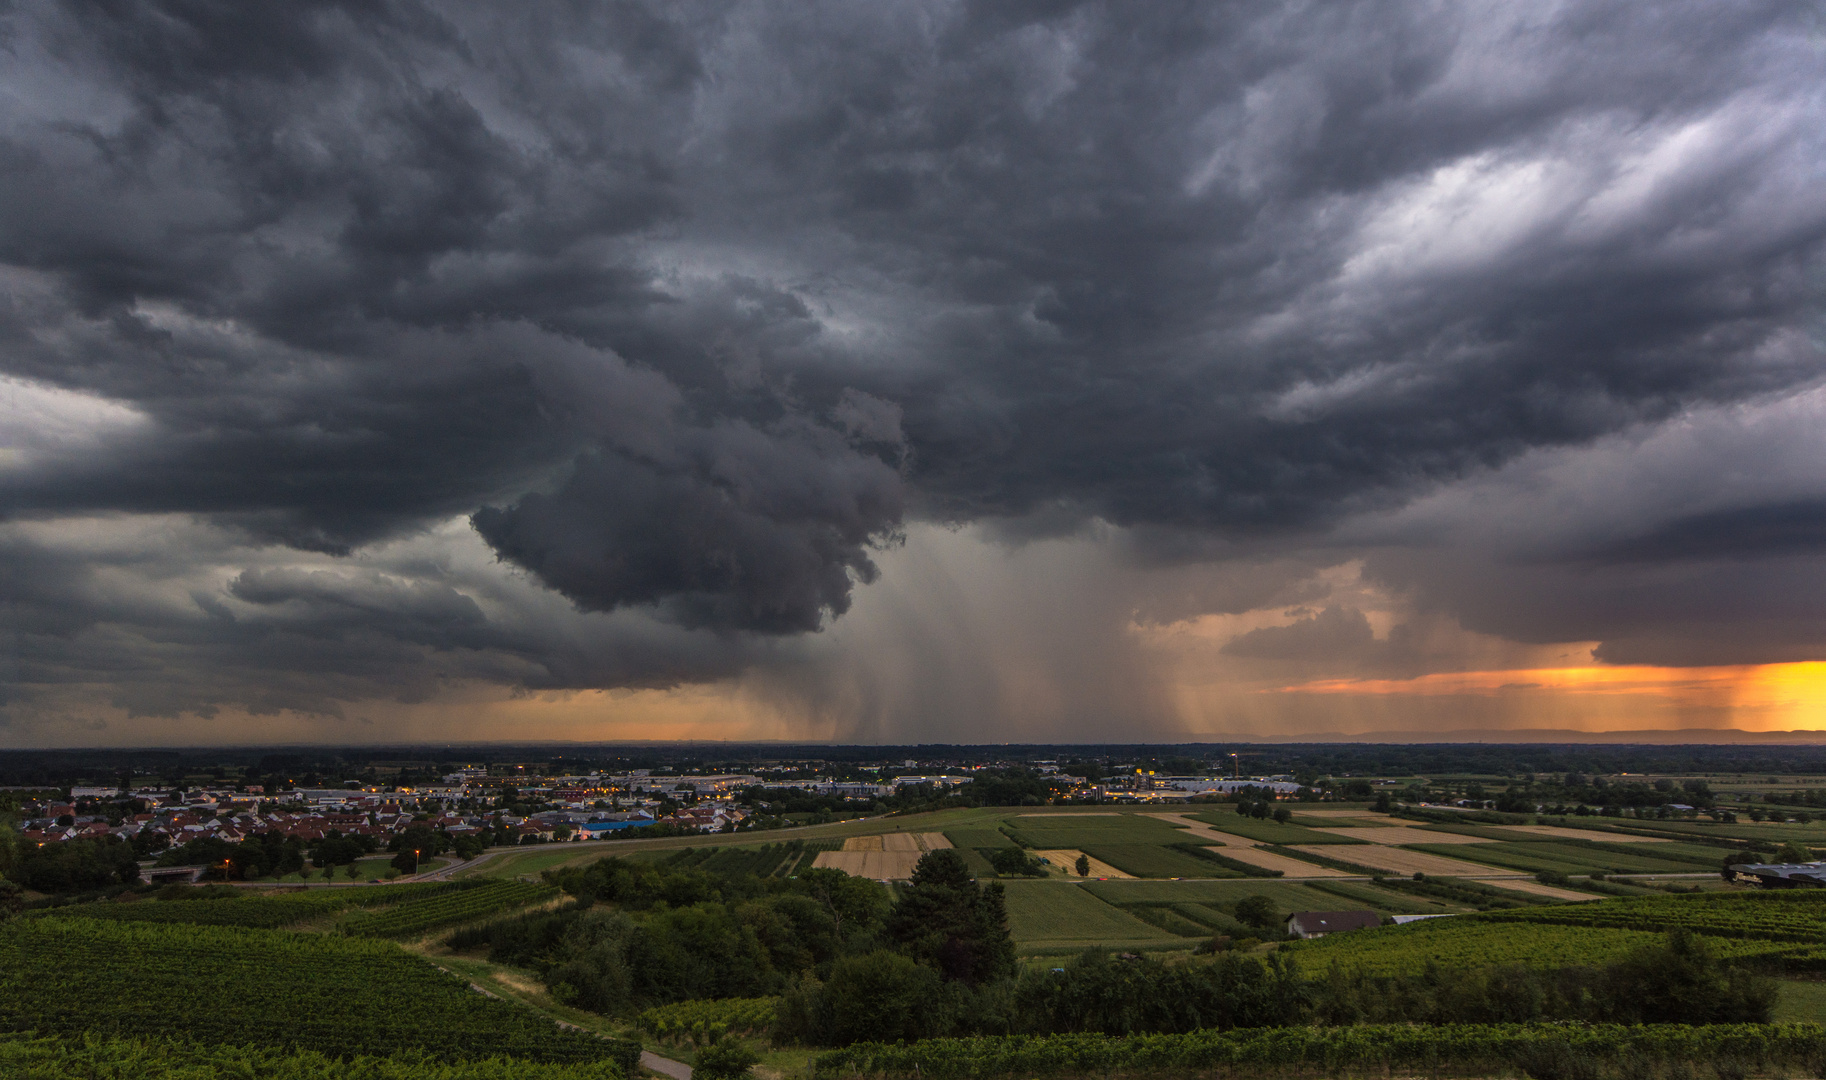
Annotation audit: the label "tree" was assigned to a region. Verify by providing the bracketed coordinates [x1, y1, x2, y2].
[1775, 841, 1816, 864]
[1271, 807, 1291, 824]
[989, 846, 1046, 877]
[1074, 853, 1090, 877]
[887, 850, 1016, 985]
[1233, 894, 1278, 930]
[695, 1039, 760, 1080]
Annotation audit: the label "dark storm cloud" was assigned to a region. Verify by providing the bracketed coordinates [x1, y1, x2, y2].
[1, 0, 1823, 720]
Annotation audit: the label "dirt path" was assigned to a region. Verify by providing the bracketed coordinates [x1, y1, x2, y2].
[642, 1051, 693, 1079]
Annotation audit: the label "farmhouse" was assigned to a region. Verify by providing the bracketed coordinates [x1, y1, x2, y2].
[1286, 910, 1383, 939]
[1728, 861, 1826, 888]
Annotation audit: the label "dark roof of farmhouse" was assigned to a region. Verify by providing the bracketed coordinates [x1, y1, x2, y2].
[1287, 911, 1383, 935]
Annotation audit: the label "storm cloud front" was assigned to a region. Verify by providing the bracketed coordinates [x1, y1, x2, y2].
[1, 1, 1823, 743]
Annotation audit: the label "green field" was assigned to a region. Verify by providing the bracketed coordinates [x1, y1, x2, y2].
[1285, 916, 1798, 976]
[943, 827, 1019, 850]
[0, 917, 610, 1062]
[1189, 813, 1367, 845]
[999, 880, 1184, 950]
[1003, 815, 1190, 849]
[1080, 843, 1236, 879]
[1483, 888, 1826, 941]
[1406, 842, 1717, 876]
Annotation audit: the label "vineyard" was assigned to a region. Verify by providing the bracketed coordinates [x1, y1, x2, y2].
[1283, 917, 1798, 975]
[23, 882, 473, 929]
[649, 840, 836, 878]
[1484, 889, 1826, 942]
[24, 892, 354, 928]
[813, 1022, 1826, 1079]
[638, 996, 779, 1043]
[0, 917, 611, 1063]
[343, 879, 558, 938]
[0, 1034, 629, 1080]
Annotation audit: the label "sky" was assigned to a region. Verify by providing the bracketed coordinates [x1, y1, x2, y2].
[1, 1, 1825, 747]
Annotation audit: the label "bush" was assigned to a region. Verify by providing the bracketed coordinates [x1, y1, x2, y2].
[695, 1040, 759, 1080]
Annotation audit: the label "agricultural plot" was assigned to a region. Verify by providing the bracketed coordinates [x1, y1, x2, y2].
[1188, 814, 1367, 845]
[1083, 878, 1406, 916]
[0, 917, 610, 1062]
[1316, 826, 1495, 846]
[1289, 843, 1525, 877]
[1034, 849, 1130, 878]
[1491, 824, 1681, 843]
[811, 832, 951, 879]
[1285, 916, 1797, 976]
[1406, 842, 1710, 876]
[657, 840, 830, 877]
[26, 893, 354, 928]
[342, 879, 557, 938]
[999, 880, 1183, 950]
[1080, 843, 1236, 879]
[1303, 879, 1468, 914]
[1471, 878, 1602, 903]
[943, 827, 1019, 850]
[1003, 815, 1190, 849]
[1484, 889, 1826, 942]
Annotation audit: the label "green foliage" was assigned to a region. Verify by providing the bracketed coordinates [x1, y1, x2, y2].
[0, 1035, 629, 1079]
[1287, 915, 1798, 976]
[887, 851, 1016, 985]
[28, 892, 353, 928]
[1232, 895, 1278, 930]
[812, 1022, 1826, 1079]
[342, 880, 556, 938]
[0, 917, 612, 1062]
[988, 846, 1048, 877]
[694, 1039, 761, 1080]
[9, 836, 140, 892]
[1012, 950, 1307, 1036]
[1482, 888, 1826, 942]
[639, 997, 779, 1043]
[777, 951, 953, 1046]
[1310, 932, 1777, 1025]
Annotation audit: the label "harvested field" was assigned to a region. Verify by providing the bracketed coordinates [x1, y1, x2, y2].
[1212, 846, 1350, 877]
[1289, 844, 1524, 877]
[1470, 878, 1602, 903]
[1034, 849, 1131, 879]
[1141, 812, 1248, 846]
[1489, 824, 1672, 843]
[813, 832, 951, 878]
[1316, 826, 1496, 846]
[1293, 810, 1391, 819]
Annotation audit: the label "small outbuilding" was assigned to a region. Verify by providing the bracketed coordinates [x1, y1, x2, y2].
[1285, 910, 1382, 939]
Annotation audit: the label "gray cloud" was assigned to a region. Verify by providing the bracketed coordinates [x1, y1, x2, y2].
[1, 0, 1823, 729]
